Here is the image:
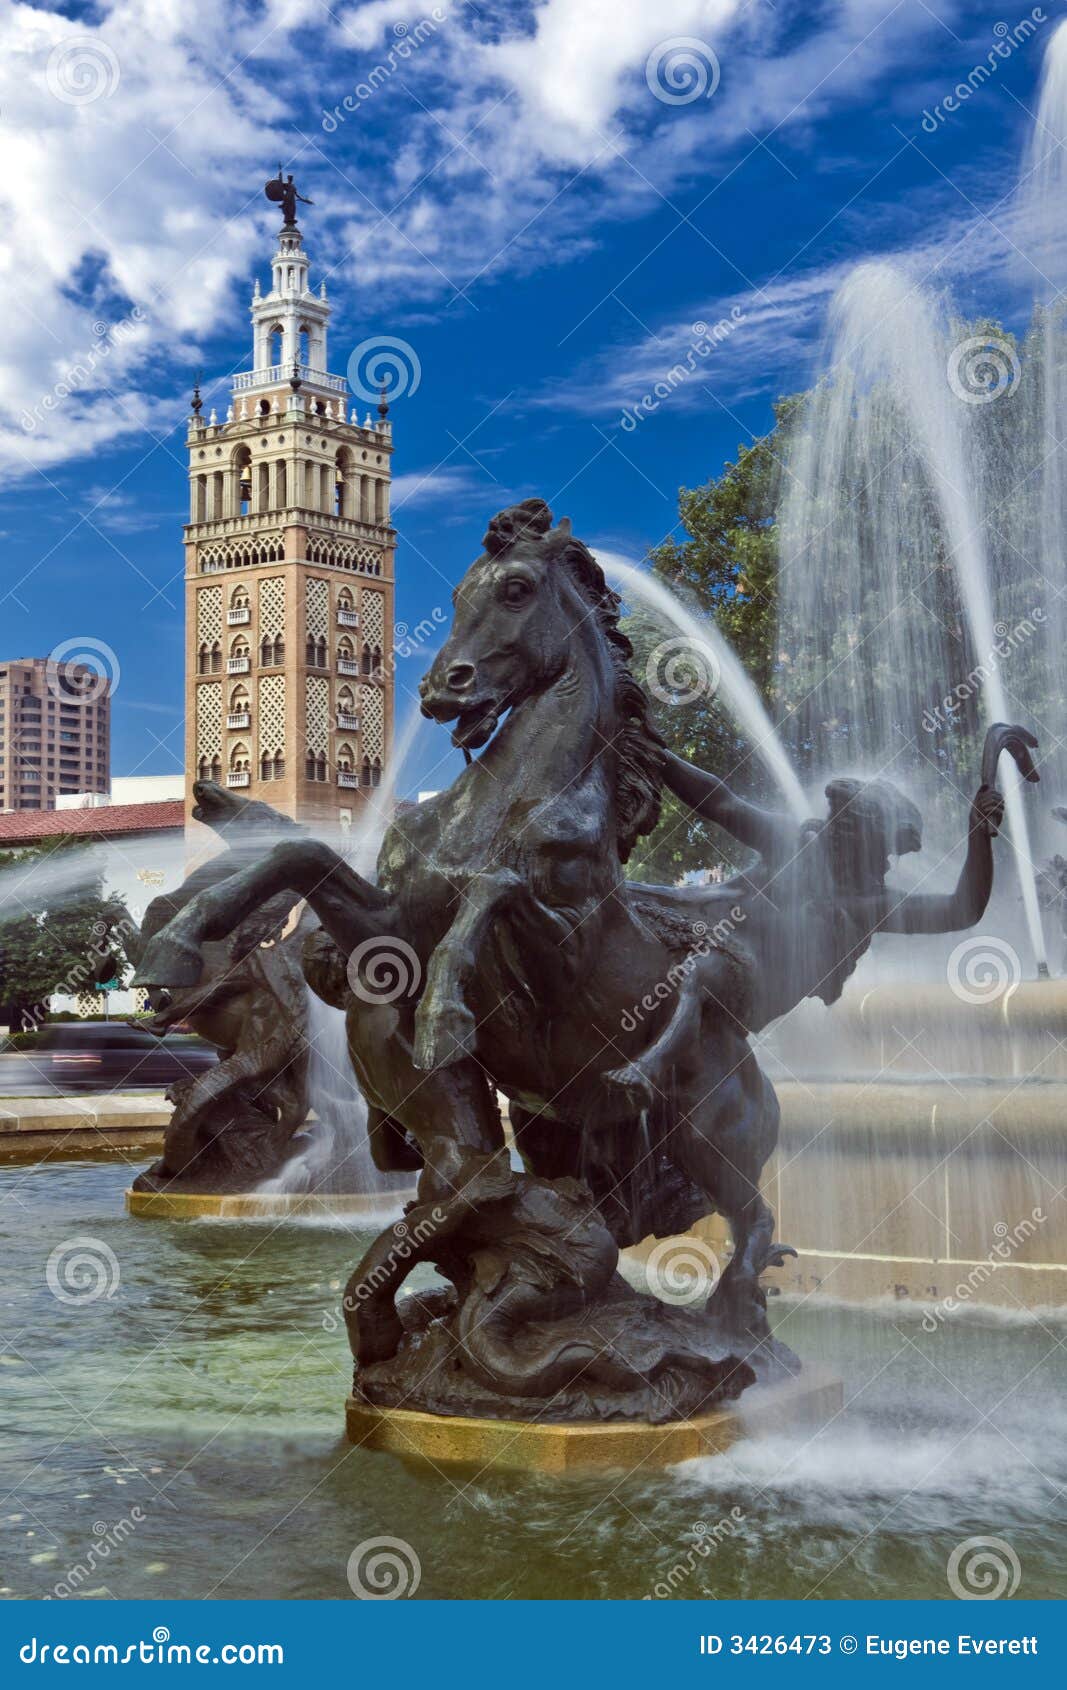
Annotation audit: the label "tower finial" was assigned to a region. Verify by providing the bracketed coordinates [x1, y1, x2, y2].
[265, 168, 314, 230]
[378, 382, 389, 421]
[191, 373, 203, 416]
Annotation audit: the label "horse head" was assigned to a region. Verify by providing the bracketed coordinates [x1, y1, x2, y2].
[419, 498, 665, 859]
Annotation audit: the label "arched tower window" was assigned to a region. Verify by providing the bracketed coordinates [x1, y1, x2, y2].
[233, 444, 252, 516]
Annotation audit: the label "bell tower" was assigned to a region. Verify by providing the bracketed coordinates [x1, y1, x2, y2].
[183, 179, 394, 834]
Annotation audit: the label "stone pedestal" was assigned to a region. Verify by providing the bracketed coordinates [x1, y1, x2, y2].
[344, 1369, 843, 1474]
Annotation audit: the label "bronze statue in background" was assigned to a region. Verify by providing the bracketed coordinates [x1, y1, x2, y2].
[135, 501, 1031, 1424]
[131, 785, 312, 1196]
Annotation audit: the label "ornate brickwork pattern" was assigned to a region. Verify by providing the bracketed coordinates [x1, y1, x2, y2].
[195, 681, 223, 759]
[258, 674, 286, 756]
[259, 576, 286, 639]
[199, 534, 283, 572]
[197, 584, 222, 645]
[306, 674, 330, 754]
[306, 533, 383, 575]
[359, 684, 385, 762]
[360, 589, 385, 647]
[305, 577, 328, 640]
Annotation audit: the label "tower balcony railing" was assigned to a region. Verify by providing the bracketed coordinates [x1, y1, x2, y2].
[227, 607, 251, 625]
[337, 711, 360, 731]
[227, 771, 251, 788]
[337, 657, 360, 677]
[337, 771, 360, 789]
[337, 608, 360, 628]
[227, 656, 251, 675]
[227, 711, 251, 730]
[188, 508, 390, 545]
[232, 363, 348, 396]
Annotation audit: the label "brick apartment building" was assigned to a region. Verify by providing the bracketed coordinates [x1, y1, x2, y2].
[0, 657, 110, 812]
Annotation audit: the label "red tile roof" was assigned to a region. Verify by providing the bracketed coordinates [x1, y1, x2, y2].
[0, 800, 184, 846]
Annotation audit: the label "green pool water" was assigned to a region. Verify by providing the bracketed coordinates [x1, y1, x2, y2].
[2, 1157, 1065, 1601]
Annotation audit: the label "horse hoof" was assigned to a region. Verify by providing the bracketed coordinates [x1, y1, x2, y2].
[603, 1061, 654, 1114]
[413, 1000, 476, 1071]
[763, 1241, 798, 1270]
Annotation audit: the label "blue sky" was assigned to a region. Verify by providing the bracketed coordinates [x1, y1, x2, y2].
[0, 0, 1062, 798]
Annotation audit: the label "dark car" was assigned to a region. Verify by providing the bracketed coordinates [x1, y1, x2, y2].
[29, 1022, 218, 1093]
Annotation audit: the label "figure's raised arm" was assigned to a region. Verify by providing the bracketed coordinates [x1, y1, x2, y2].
[856, 723, 1038, 936]
[662, 750, 797, 860]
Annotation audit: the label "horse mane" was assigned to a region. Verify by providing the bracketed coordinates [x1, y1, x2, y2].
[483, 500, 665, 861]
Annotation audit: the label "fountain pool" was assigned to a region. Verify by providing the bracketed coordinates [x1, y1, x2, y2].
[3, 1156, 1066, 1600]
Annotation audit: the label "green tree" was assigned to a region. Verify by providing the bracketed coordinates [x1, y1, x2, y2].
[626, 395, 801, 882]
[0, 838, 138, 1031]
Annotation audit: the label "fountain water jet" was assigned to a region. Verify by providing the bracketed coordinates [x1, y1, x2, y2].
[597, 551, 810, 822]
[778, 261, 1047, 972]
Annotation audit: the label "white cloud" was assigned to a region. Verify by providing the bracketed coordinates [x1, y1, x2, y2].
[0, 0, 1007, 478]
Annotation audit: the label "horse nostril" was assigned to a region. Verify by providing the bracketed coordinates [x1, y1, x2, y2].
[446, 663, 476, 693]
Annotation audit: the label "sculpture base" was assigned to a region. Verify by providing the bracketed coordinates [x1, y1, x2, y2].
[125, 1188, 415, 1220]
[345, 1369, 842, 1474]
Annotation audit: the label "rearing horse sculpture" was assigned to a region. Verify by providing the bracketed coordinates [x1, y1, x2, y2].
[135, 500, 1022, 1422]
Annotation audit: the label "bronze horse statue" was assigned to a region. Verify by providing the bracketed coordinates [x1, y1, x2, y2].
[135, 500, 1030, 1421]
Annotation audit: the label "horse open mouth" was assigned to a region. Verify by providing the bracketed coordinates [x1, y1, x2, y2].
[451, 703, 500, 751]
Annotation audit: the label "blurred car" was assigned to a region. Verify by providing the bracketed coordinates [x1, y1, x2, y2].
[26, 1022, 218, 1093]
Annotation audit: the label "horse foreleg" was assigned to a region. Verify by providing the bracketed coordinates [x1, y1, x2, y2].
[134, 840, 391, 990]
[413, 870, 570, 1071]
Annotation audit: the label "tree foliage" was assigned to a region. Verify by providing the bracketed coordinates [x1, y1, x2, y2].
[0, 838, 138, 1029]
[626, 396, 801, 882]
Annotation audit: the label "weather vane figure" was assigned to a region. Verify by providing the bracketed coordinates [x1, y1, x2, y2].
[265, 168, 313, 228]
